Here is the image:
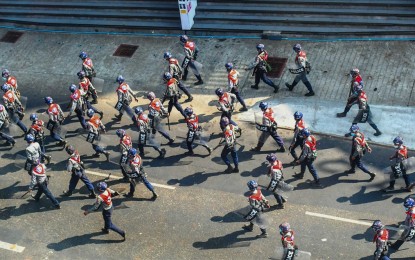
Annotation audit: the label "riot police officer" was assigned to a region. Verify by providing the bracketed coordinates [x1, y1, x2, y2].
[78, 70, 98, 104]
[179, 35, 203, 85]
[289, 111, 306, 164]
[114, 75, 138, 123]
[243, 180, 269, 238]
[164, 51, 193, 102]
[162, 72, 186, 118]
[0, 104, 16, 146]
[2, 84, 27, 133]
[226, 62, 248, 112]
[220, 117, 239, 173]
[184, 107, 211, 155]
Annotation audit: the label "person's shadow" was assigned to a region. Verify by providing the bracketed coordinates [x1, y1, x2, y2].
[193, 230, 257, 249]
[47, 231, 124, 251]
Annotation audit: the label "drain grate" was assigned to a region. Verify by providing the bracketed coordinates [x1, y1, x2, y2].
[267, 57, 288, 78]
[0, 31, 23, 43]
[113, 44, 138, 58]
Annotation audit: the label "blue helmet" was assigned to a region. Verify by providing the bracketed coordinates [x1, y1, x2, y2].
[128, 148, 137, 157]
[294, 111, 303, 120]
[180, 35, 188, 43]
[97, 181, 107, 192]
[87, 109, 95, 117]
[69, 84, 77, 93]
[259, 101, 268, 111]
[371, 220, 384, 232]
[44, 96, 53, 105]
[79, 51, 88, 59]
[215, 88, 224, 97]
[164, 52, 172, 59]
[293, 43, 302, 52]
[29, 113, 38, 121]
[116, 75, 125, 84]
[135, 106, 143, 115]
[220, 117, 230, 128]
[77, 70, 85, 79]
[225, 62, 233, 71]
[184, 107, 193, 116]
[266, 153, 277, 163]
[247, 180, 258, 191]
[116, 129, 126, 138]
[1, 84, 9, 92]
[393, 136, 403, 146]
[65, 145, 75, 155]
[2, 69, 10, 79]
[404, 198, 415, 209]
[147, 91, 155, 101]
[350, 124, 359, 133]
[279, 222, 291, 234]
[25, 134, 35, 143]
[256, 43, 265, 51]
[301, 128, 311, 137]
[163, 72, 172, 80]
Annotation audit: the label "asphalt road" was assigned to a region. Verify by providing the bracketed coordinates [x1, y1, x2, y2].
[0, 97, 414, 259]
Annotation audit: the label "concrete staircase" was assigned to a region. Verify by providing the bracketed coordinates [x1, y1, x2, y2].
[0, 0, 413, 37]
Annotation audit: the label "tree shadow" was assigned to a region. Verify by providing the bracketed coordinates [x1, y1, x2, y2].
[193, 230, 257, 250]
[47, 231, 124, 251]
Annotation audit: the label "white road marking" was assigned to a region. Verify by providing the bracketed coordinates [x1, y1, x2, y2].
[85, 170, 176, 190]
[0, 241, 25, 253]
[305, 211, 401, 231]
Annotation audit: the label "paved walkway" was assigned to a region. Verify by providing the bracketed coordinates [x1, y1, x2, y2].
[0, 28, 414, 148]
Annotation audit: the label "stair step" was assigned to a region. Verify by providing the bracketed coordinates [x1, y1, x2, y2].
[0, 1, 177, 9]
[202, 0, 415, 7]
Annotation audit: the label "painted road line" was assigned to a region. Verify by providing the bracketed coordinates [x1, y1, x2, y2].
[0, 241, 25, 253]
[305, 211, 401, 232]
[85, 170, 176, 190]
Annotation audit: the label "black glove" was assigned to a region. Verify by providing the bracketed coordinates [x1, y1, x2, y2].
[152, 128, 156, 134]
[113, 191, 120, 197]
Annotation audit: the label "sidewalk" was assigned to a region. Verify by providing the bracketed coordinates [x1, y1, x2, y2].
[0, 28, 413, 148]
[235, 97, 415, 150]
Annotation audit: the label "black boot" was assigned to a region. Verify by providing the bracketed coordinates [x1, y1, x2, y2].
[158, 148, 166, 159]
[224, 165, 233, 174]
[285, 82, 294, 91]
[232, 166, 239, 173]
[182, 70, 188, 81]
[185, 95, 193, 102]
[44, 155, 52, 165]
[88, 191, 96, 198]
[195, 75, 203, 85]
[114, 113, 122, 121]
[242, 222, 254, 232]
[256, 228, 268, 238]
[62, 190, 73, 196]
[250, 142, 264, 152]
[382, 181, 395, 192]
[277, 146, 286, 153]
[337, 112, 347, 117]
[104, 151, 110, 162]
[151, 191, 158, 200]
[251, 84, 259, 89]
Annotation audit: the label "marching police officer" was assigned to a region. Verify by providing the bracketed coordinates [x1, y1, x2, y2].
[164, 51, 193, 102]
[134, 107, 166, 158]
[251, 102, 285, 153]
[179, 35, 203, 85]
[371, 220, 390, 260]
[162, 72, 186, 118]
[389, 198, 415, 251]
[344, 83, 382, 136]
[28, 113, 46, 153]
[84, 182, 126, 241]
[215, 88, 238, 130]
[115, 129, 133, 180]
[220, 117, 239, 173]
[25, 133, 51, 175]
[147, 92, 175, 144]
[29, 162, 60, 209]
[86, 109, 110, 161]
[294, 128, 322, 187]
[383, 136, 410, 192]
[62, 145, 96, 198]
[44, 96, 67, 146]
[226, 62, 248, 112]
[67, 84, 87, 129]
[243, 180, 269, 238]
[124, 148, 158, 199]
[114, 75, 138, 123]
[345, 125, 376, 181]
[337, 68, 363, 117]
[279, 222, 300, 258]
[78, 70, 98, 104]
[2, 84, 27, 133]
[285, 43, 315, 96]
[79, 51, 96, 82]
[289, 111, 306, 164]
[183, 107, 211, 155]
[0, 104, 16, 146]
[266, 153, 287, 209]
[2, 69, 20, 98]
[246, 44, 279, 93]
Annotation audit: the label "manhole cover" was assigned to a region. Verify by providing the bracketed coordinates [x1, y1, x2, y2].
[0, 31, 23, 43]
[113, 44, 138, 58]
[267, 57, 288, 78]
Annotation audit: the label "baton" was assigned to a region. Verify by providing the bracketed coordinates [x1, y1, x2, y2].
[20, 190, 31, 199]
[167, 113, 171, 131]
